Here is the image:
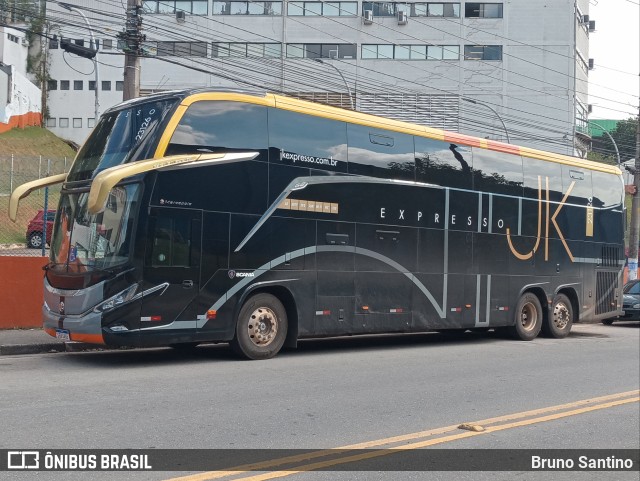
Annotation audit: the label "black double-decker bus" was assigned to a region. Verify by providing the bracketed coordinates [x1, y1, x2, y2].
[10, 90, 625, 359]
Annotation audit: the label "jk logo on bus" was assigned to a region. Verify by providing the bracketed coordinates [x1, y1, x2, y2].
[506, 176, 586, 263]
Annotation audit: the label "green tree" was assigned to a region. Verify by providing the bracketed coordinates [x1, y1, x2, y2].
[600, 117, 638, 163]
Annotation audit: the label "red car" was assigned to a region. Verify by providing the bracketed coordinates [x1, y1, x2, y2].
[26, 210, 56, 249]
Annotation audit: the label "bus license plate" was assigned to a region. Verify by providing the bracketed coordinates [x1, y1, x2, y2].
[55, 329, 70, 341]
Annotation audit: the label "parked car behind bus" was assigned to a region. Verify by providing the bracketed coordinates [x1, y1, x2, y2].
[26, 210, 56, 249]
[603, 280, 640, 324]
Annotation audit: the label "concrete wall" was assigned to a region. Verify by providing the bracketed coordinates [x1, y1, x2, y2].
[0, 64, 42, 133]
[0, 257, 46, 329]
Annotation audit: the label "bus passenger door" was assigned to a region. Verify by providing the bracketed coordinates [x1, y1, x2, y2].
[141, 208, 202, 329]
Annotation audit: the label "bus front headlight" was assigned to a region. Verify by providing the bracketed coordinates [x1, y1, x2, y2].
[94, 284, 138, 313]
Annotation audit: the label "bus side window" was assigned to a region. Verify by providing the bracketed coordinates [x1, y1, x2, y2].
[148, 216, 191, 267]
[471, 148, 523, 196]
[414, 137, 472, 190]
[523, 157, 563, 202]
[347, 124, 415, 181]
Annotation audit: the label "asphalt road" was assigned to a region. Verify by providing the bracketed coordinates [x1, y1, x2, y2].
[1, 322, 638, 481]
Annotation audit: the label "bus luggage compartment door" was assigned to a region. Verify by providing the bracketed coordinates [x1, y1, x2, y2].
[141, 208, 202, 331]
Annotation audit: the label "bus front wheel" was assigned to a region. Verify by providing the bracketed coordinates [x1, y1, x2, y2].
[542, 294, 573, 338]
[510, 293, 543, 341]
[231, 293, 288, 360]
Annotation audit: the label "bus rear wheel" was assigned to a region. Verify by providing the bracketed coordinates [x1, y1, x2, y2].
[542, 294, 573, 338]
[231, 293, 288, 360]
[509, 292, 542, 341]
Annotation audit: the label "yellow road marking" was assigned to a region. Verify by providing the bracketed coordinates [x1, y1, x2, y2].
[164, 390, 639, 481]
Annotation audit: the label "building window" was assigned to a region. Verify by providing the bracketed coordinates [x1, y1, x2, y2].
[88, 118, 96, 128]
[7, 33, 20, 43]
[212, 1, 282, 15]
[286, 43, 357, 59]
[59, 118, 69, 128]
[155, 41, 208, 56]
[60, 80, 70, 90]
[465, 3, 502, 18]
[212, 42, 282, 58]
[74, 39, 85, 47]
[116, 81, 124, 91]
[143, 0, 209, 14]
[410, 3, 460, 17]
[102, 81, 112, 91]
[74, 80, 83, 90]
[89, 80, 96, 90]
[47, 80, 58, 90]
[464, 45, 502, 60]
[73, 118, 82, 128]
[103, 39, 113, 50]
[362, 44, 459, 60]
[362, 2, 398, 16]
[46, 118, 57, 128]
[49, 38, 59, 49]
[288, 1, 357, 16]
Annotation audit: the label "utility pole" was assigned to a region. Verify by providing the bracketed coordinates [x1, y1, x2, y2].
[121, 0, 143, 100]
[628, 105, 640, 281]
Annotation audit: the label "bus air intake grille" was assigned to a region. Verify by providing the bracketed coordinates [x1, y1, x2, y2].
[595, 271, 619, 316]
[600, 245, 621, 267]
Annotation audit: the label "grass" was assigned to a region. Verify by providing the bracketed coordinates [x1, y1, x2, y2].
[0, 127, 75, 245]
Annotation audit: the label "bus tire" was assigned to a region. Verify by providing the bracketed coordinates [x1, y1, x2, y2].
[231, 293, 288, 360]
[542, 294, 573, 338]
[601, 318, 614, 325]
[509, 292, 542, 341]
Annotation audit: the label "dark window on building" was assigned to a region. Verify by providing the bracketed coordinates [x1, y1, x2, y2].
[116, 81, 124, 91]
[74, 39, 85, 47]
[143, 0, 209, 14]
[286, 43, 356, 59]
[167, 100, 269, 156]
[464, 45, 502, 60]
[60, 80, 70, 90]
[362, 2, 397, 16]
[269, 109, 348, 173]
[347, 124, 415, 180]
[415, 137, 472, 189]
[89, 80, 96, 90]
[49, 38, 59, 49]
[47, 80, 58, 90]
[212, 1, 282, 15]
[465, 2, 502, 18]
[103, 39, 113, 50]
[102, 81, 111, 91]
[74, 80, 83, 90]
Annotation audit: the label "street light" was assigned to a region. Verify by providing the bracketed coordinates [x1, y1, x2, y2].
[462, 97, 510, 144]
[588, 120, 621, 165]
[60, 2, 100, 122]
[313, 58, 355, 111]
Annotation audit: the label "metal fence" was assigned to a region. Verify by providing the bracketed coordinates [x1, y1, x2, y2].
[0, 156, 71, 257]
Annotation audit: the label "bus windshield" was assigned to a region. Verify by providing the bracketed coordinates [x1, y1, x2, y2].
[67, 98, 177, 182]
[50, 184, 140, 272]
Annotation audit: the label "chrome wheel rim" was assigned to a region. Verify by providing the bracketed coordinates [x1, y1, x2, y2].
[247, 307, 278, 347]
[519, 302, 538, 332]
[553, 302, 570, 330]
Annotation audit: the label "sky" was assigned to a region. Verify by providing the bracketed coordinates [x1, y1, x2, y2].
[588, 0, 640, 121]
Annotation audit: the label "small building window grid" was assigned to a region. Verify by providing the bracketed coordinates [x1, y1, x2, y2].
[362, 44, 460, 60]
[7, 33, 20, 43]
[116, 81, 124, 91]
[212, 1, 282, 15]
[88, 118, 96, 128]
[143, 0, 209, 14]
[102, 39, 113, 50]
[286, 43, 357, 59]
[89, 80, 96, 91]
[156, 41, 208, 57]
[464, 3, 503, 18]
[102, 81, 112, 91]
[46, 118, 57, 128]
[49, 38, 59, 49]
[74, 80, 83, 90]
[60, 80, 70, 90]
[47, 80, 58, 90]
[288, 2, 357, 16]
[410, 3, 460, 17]
[59, 118, 69, 128]
[464, 45, 502, 60]
[73, 118, 82, 128]
[212, 42, 282, 58]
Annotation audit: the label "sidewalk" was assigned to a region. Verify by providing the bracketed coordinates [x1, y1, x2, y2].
[0, 328, 99, 356]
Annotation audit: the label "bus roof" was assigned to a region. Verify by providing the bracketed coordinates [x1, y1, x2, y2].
[152, 89, 621, 176]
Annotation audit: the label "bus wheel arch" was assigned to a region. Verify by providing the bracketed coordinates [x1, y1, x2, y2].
[542, 289, 576, 338]
[510, 289, 545, 341]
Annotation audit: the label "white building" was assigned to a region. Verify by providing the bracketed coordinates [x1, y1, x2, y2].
[0, 25, 41, 133]
[44, 0, 594, 154]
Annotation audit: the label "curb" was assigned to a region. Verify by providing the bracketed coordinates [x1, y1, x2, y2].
[0, 342, 102, 356]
